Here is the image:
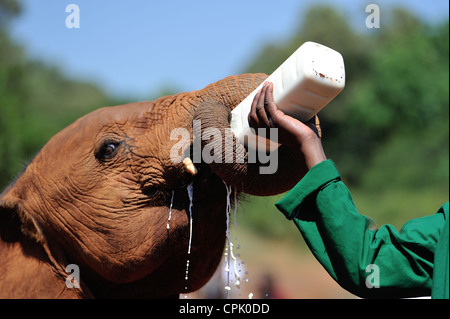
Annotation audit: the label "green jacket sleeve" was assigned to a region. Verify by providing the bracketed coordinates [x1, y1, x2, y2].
[276, 159, 448, 298]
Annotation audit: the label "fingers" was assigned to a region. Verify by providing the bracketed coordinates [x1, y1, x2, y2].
[248, 82, 276, 129]
[314, 115, 322, 138]
[247, 82, 323, 151]
[305, 116, 321, 138]
[263, 82, 280, 126]
[248, 90, 261, 129]
[256, 84, 271, 127]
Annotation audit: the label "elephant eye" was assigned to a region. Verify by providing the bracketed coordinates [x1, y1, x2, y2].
[96, 140, 122, 161]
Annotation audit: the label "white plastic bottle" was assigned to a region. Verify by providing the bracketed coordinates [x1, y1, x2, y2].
[230, 41, 345, 152]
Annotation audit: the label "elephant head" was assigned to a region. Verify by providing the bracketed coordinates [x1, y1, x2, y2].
[0, 73, 309, 298]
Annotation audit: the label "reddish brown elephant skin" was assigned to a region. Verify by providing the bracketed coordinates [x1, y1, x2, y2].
[0, 73, 309, 298]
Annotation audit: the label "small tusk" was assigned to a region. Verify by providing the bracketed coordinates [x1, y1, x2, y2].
[183, 158, 198, 175]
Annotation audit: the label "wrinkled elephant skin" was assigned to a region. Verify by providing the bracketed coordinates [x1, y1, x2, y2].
[0, 73, 309, 298]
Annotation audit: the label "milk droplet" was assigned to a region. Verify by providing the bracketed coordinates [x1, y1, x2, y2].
[233, 188, 238, 226]
[184, 183, 194, 290]
[186, 183, 194, 255]
[223, 182, 241, 297]
[166, 190, 174, 230]
[248, 293, 254, 299]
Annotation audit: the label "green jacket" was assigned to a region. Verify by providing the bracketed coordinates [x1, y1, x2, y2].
[276, 159, 449, 299]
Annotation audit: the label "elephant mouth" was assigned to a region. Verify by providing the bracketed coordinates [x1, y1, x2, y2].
[125, 164, 228, 296]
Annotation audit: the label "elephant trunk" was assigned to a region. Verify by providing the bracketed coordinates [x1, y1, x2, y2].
[193, 74, 308, 196]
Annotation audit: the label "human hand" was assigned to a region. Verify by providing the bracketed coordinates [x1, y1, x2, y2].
[248, 82, 327, 169]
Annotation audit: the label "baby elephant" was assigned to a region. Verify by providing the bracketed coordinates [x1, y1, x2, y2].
[0, 73, 308, 298]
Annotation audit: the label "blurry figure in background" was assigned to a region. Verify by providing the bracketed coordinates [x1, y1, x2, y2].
[192, 256, 247, 299]
[197, 266, 227, 299]
[258, 272, 287, 299]
[248, 82, 449, 299]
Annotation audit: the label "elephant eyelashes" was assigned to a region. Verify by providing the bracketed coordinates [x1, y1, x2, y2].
[96, 140, 122, 161]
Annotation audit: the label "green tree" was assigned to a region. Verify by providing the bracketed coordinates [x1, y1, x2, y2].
[0, 0, 110, 189]
[240, 5, 449, 237]
[0, 0, 21, 24]
[245, 6, 448, 189]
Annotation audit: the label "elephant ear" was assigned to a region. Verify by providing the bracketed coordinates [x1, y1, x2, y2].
[0, 185, 23, 242]
[0, 175, 45, 244]
[0, 174, 88, 299]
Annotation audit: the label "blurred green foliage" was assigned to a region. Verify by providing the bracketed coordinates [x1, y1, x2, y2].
[0, 3, 448, 239]
[245, 6, 448, 189]
[241, 5, 449, 237]
[0, 0, 111, 188]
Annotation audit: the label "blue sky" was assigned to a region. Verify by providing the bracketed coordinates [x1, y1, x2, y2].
[10, 0, 450, 100]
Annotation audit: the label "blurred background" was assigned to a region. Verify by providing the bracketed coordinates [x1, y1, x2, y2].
[1, 0, 448, 298]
